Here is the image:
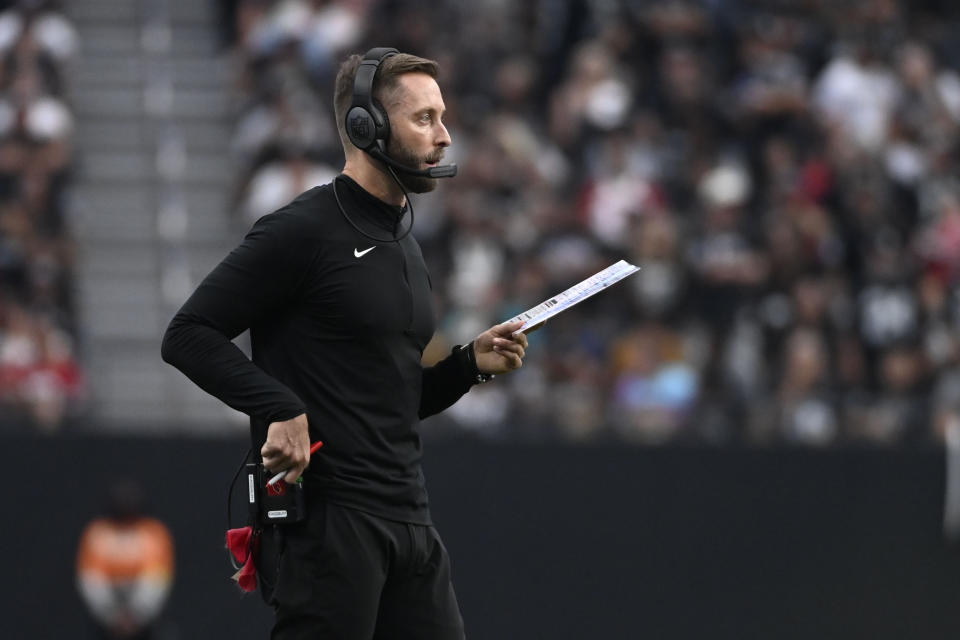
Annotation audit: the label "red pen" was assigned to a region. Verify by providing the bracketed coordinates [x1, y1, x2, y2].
[266, 441, 324, 487]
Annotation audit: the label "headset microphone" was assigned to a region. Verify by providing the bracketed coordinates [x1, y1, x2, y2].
[365, 145, 458, 179]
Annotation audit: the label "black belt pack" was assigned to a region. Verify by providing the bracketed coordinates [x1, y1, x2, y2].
[246, 463, 307, 525]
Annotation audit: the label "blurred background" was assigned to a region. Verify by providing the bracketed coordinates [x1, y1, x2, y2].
[4, 0, 960, 638]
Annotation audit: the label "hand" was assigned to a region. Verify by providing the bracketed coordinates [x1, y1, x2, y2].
[109, 613, 142, 639]
[261, 413, 310, 484]
[473, 320, 528, 375]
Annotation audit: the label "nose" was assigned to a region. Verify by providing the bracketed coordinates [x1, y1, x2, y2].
[435, 121, 451, 148]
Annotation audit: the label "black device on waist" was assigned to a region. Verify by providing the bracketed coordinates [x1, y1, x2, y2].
[246, 462, 307, 525]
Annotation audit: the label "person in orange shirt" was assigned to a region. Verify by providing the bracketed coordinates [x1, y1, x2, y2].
[76, 480, 175, 640]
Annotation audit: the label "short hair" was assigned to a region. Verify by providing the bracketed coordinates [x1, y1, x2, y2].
[334, 52, 440, 153]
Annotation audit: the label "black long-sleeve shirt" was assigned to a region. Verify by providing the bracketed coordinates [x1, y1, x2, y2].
[161, 175, 477, 524]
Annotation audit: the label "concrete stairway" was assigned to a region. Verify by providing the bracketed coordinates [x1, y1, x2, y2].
[67, 0, 246, 431]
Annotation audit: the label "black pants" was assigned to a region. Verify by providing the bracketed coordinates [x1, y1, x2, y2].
[257, 502, 465, 640]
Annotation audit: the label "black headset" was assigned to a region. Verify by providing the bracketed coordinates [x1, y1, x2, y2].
[345, 47, 397, 154]
[344, 47, 457, 179]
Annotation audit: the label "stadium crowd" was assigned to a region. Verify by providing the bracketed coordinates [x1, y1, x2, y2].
[221, 0, 960, 447]
[0, 0, 81, 432]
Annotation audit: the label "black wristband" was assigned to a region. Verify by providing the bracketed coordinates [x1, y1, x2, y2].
[454, 341, 495, 385]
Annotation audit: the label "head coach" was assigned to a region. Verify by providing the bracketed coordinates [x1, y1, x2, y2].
[161, 48, 529, 639]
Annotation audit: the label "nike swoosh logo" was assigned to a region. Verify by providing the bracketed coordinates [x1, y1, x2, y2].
[354, 246, 376, 258]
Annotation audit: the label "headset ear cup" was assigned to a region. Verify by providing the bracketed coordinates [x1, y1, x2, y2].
[371, 97, 390, 147]
[346, 106, 375, 150]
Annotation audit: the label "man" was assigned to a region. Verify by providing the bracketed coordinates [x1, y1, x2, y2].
[76, 479, 175, 640]
[161, 48, 528, 639]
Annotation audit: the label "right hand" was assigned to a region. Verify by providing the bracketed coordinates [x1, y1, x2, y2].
[261, 413, 311, 484]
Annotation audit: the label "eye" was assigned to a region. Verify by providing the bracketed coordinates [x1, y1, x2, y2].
[419, 113, 432, 123]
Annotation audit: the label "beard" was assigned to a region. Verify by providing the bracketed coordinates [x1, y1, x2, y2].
[384, 138, 441, 194]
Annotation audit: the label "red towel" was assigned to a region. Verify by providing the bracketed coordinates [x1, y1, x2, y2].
[226, 526, 259, 592]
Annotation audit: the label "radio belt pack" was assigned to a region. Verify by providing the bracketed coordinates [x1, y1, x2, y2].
[246, 462, 307, 525]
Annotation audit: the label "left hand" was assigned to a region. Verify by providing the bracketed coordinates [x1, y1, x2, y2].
[474, 320, 528, 375]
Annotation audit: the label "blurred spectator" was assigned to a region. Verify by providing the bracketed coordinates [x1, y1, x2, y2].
[813, 39, 900, 154]
[76, 480, 175, 640]
[239, 145, 336, 223]
[0, 0, 81, 432]
[755, 327, 840, 446]
[223, 0, 960, 447]
[0, 301, 81, 430]
[609, 322, 699, 443]
[848, 344, 930, 444]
